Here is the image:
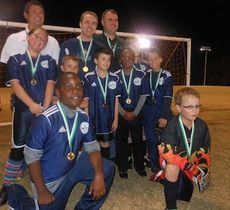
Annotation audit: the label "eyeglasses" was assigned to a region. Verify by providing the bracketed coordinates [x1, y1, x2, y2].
[181, 105, 203, 110]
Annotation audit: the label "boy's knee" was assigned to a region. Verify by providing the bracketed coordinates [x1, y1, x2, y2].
[165, 164, 180, 181]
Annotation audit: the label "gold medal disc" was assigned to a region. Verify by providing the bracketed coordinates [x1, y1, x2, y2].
[30, 79, 37, 86]
[126, 98, 132, 104]
[67, 152, 75, 161]
[83, 66, 89, 73]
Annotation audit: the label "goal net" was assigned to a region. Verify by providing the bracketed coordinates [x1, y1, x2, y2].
[0, 21, 191, 87]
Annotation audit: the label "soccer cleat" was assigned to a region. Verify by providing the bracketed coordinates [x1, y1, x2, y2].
[119, 172, 128, 179]
[137, 170, 147, 177]
[144, 157, 151, 168]
[0, 185, 8, 206]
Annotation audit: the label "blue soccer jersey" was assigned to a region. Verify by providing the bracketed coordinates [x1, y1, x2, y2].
[145, 68, 173, 119]
[133, 62, 149, 72]
[59, 37, 102, 80]
[85, 71, 120, 134]
[24, 105, 96, 183]
[7, 52, 57, 111]
[115, 67, 149, 111]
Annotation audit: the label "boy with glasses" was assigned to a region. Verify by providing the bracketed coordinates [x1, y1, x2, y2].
[152, 87, 211, 210]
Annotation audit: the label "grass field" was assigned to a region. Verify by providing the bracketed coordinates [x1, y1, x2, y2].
[0, 86, 230, 210]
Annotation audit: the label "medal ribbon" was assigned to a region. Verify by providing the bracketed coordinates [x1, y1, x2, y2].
[26, 50, 40, 78]
[78, 36, 93, 66]
[121, 68, 133, 99]
[97, 72, 109, 104]
[105, 34, 117, 56]
[150, 68, 162, 98]
[178, 115, 194, 158]
[58, 102, 79, 152]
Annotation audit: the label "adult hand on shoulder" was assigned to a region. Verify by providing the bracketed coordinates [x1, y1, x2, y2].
[89, 173, 106, 200]
[158, 118, 167, 128]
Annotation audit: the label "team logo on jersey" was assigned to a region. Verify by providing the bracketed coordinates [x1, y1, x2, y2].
[41, 60, 49, 68]
[91, 82, 97, 87]
[159, 77, 164, 85]
[58, 126, 67, 133]
[108, 81, 116, 89]
[80, 122, 89, 134]
[133, 77, 141, 86]
[20, 61, 27, 66]
[65, 48, 70, 55]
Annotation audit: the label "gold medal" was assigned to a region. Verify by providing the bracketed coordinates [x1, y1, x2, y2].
[30, 79, 37, 86]
[83, 66, 89, 73]
[126, 98, 132, 104]
[67, 152, 75, 161]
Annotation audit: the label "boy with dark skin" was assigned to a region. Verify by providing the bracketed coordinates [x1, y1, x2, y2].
[23, 72, 115, 209]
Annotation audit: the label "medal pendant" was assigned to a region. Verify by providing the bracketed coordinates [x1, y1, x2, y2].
[30, 79, 37, 86]
[67, 152, 75, 161]
[83, 66, 89, 73]
[126, 98, 132, 104]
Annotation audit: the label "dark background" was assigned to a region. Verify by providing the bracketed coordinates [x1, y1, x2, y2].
[0, 0, 229, 85]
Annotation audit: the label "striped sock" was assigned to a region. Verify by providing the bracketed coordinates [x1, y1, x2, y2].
[3, 159, 22, 186]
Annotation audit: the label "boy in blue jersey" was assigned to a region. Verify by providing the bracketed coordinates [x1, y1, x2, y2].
[20, 72, 114, 210]
[0, 27, 57, 206]
[60, 55, 80, 74]
[143, 47, 173, 176]
[59, 11, 102, 81]
[85, 48, 120, 159]
[115, 47, 148, 178]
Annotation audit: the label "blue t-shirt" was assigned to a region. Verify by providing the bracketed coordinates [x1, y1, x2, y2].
[85, 71, 120, 134]
[7, 52, 57, 111]
[25, 105, 96, 183]
[115, 67, 149, 111]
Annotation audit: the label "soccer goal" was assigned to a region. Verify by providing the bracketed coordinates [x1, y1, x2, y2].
[0, 20, 191, 86]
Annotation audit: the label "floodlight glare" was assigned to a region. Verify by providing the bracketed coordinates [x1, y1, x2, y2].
[200, 46, 211, 52]
[137, 37, 150, 49]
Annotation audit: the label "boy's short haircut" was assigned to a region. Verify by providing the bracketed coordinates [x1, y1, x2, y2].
[24, 0, 44, 13]
[174, 87, 200, 105]
[148, 47, 162, 57]
[94, 47, 113, 59]
[61, 55, 80, 65]
[56, 72, 80, 88]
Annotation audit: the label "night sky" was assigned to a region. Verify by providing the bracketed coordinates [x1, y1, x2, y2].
[0, 0, 229, 85]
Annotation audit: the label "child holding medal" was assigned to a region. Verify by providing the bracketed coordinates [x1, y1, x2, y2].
[85, 47, 120, 159]
[143, 47, 173, 176]
[155, 87, 211, 209]
[115, 47, 148, 178]
[21, 72, 115, 209]
[0, 27, 57, 206]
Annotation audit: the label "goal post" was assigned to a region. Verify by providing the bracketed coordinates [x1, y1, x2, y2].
[0, 20, 191, 86]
